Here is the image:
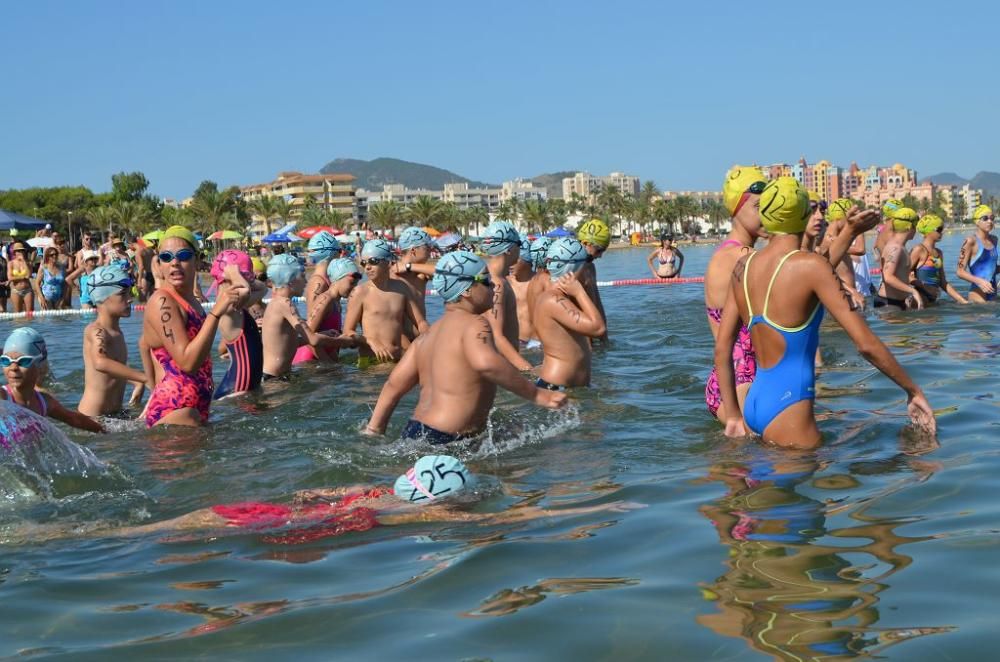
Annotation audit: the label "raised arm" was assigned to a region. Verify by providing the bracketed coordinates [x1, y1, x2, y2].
[829, 209, 879, 266]
[144, 291, 231, 374]
[546, 272, 606, 337]
[281, 297, 356, 352]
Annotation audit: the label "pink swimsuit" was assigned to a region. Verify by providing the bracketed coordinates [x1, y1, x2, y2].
[292, 275, 342, 364]
[145, 289, 214, 427]
[705, 240, 757, 416]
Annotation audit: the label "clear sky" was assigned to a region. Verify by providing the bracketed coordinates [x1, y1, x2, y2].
[3, 0, 997, 199]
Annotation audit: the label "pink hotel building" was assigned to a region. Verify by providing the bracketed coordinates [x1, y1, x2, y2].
[760, 157, 936, 209]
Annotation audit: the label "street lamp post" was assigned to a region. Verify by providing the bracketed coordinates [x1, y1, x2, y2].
[67, 211, 74, 253]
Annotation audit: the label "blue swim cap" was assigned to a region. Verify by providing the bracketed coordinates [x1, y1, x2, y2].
[432, 251, 488, 302]
[518, 234, 533, 263]
[88, 264, 134, 305]
[529, 237, 552, 269]
[307, 231, 341, 262]
[3, 327, 47, 363]
[480, 221, 520, 256]
[546, 237, 589, 278]
[393, 455, 475, 504]
[327, 257, 360, 283]
[398, 227, 433, 250]
[267, 254, 304, 287]
[361, 238, 394, 261]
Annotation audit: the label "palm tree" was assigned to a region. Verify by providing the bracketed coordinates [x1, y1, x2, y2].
[87, 205, 117, 237]
[462, 206, 489, 236]
[521, 199, 549, 234]
[406, 195, 445, 228]
[189, 189, 235, 234]
[368, 201, 405, 234]
[272, 198, 292, 230]
[110, 200, 153, 236]
[249, 196, 279, 236]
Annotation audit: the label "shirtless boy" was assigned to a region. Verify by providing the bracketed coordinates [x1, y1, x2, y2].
[392, 227, 435, 340]
[526, 236, 553, 336]
[78, 264, 150, 416]
[533, 238, 606, 389]
[875, 207, 922, 311]
[508, 234, 536, 346]
[342, 239, 428, 363]
[261, 254, 359, 380]
[479, 221, 532, 371]
[364, 251, 566, 444]
[576, 218, 611, 341]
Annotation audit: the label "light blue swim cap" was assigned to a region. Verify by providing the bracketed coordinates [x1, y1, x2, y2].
[546, 237, 590, 278]
[399, 227, 433, 250]
[307, 231, 341, 262]
[432, 251, 488, 302]
[327, 257, 360, 283]
[480, 221, 520, 256]
[393, 455, 475, 504]
[3, 327, 47, 363]
[88, 264, 133, 305]
[361, 238, 394, 261]
[518, 233, 533, 263]
[529, 237, 552, 269]
[267, 254, 304, 287]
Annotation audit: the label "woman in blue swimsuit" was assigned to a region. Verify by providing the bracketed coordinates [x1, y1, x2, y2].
[714, 177, 935, 448]
[956, 204, 998, 303]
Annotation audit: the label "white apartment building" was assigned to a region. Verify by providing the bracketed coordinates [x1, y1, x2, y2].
[500, 178, 548, 203]
[562, 171, 640, 201]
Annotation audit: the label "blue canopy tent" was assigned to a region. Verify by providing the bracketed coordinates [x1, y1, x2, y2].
[262, 222, 301, 244]
[0, 209, 49, 232]
[544, 226, 573, 238]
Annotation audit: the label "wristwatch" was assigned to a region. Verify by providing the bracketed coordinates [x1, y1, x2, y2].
[405, 262, 412, 272]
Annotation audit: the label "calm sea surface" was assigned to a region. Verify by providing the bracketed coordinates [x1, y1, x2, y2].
[1, 236, 998, 660]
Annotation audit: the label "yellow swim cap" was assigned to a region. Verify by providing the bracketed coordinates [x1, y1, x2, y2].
[759, 177, 810, 235]
[577, 218, 611, 249]
[722, 165, 766, 215]
[807, 191, 820, 203]
[890, 207, 919, 232]
[162, 225, 198, 249]
[251, 256, 266, 273]
[973, 204, 994, 221]
[826, 198, 853, 222]
[881, 198, 904, 219]
[916, 214, 944, 235]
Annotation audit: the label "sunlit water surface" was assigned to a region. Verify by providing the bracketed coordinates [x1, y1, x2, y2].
[1, 237, 998, 660]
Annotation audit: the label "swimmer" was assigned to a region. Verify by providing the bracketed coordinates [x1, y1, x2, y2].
[298, 258, 363, 364]
[715, 177, 935, 448]
[479, 221, 532, 371]
[7, 242, 35, 313]
[261, 254, 359, 380]
[909, 214, 967, 305]
[365, 251, 566, 444]
[647, 234, 684, 279]
[508, 234, 537, 345]
[343, 238, 428, 364]
[875, 207, 922, 311]
[65, 250, 100, 310]
[133, 236, 155, 302]
[704, 166, 766, 423]
[525, 236, 553, 334]
[210, 250, 267, 399]
[576, 218, 611, 341]
[956, 204, 998, 303]
[1, 328, 105, 433]
[873, 197, 905, 262]
[810, 198, 880, 309]
[142, 226, 238, 427]
[391, 227, 436, 340]
[533, 238, 606, 389]
[291, 232, 345, 365]
[78, 265, 151, 417]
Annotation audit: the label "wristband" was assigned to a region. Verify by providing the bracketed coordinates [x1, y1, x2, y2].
[208, 311, 221, 320]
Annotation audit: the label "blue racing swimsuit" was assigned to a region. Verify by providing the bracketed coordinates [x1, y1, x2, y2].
[969, 236, 998, 301]
[741, 251, 825, 436]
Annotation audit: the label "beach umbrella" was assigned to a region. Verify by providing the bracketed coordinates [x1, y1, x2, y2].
[208, 230, 243, 240]
[435, 232, 462, 250]
[545, 227, 573, 238]
[262, 229, 302, 243]
[297, 226, 342, 239]
[422, 226, 442, 237]
[26, 237, 54, 248]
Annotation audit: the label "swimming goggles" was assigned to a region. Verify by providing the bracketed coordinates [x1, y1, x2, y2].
[359, 258, 387, 266]
[746, 181, 767, 195]
[810, 200, 829, 213]
[978, 214, 995, 222]
[89, 275, 135, 291]
[437, 270, 493, 289]
[0, 354, 43, 369]
[158, 248, 196, 263]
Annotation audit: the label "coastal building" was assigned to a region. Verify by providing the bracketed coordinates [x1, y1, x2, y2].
[500, 178, 548, 203]
[936, 184, 981, 220]
[241, 171, 356, 236]
[561, 172, 640, 202]
[354, 178, 546, 224]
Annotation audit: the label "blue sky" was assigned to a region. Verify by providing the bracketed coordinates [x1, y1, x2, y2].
[3, 1, 997, 199]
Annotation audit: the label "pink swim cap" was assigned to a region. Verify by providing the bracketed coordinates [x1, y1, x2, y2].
[211, 249, 254, 284]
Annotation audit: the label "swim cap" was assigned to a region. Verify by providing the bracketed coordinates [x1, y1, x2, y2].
[89, 264, 134, 304]
[162, 225, 198, 249]
[3, 328, 47, 363]
[826, 198, 853, 222]
[307, 231, 341, 262]
[266, 254, 304, 287]
[393, 455, 475, 504]
[480, 221, 521, 256]
[916, 214, 944, 235]
[529, 237, 553, 269]
[891, 207, 919, 232]
[361, 238, 394, 261]
[882, 198, 904, 219]
[758, 177, 810, 235]
[251, 257, 266, 274]
[545, 237, 590, 278]
[722, 165, 767, 215]
[398, 227, 433, 250]
[327, 257, 360, 283]
[432, 250, 488, 302]
[577, 218, 611, 249]
[973, 204, 994, 221]
[210, 249, 254, 284]
[518, 234, 533, 263]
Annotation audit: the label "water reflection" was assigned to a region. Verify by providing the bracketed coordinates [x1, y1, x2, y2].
[698, 448, 952, 659]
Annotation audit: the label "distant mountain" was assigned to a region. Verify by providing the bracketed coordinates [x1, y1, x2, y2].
[319, 157, 495, 191]
[530, 171, 577, 199]
[922, 172, 968, 186]
[923, 171, 1000, 200]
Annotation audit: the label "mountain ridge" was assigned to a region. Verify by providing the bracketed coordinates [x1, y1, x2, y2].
[319, 157, 495, 190]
